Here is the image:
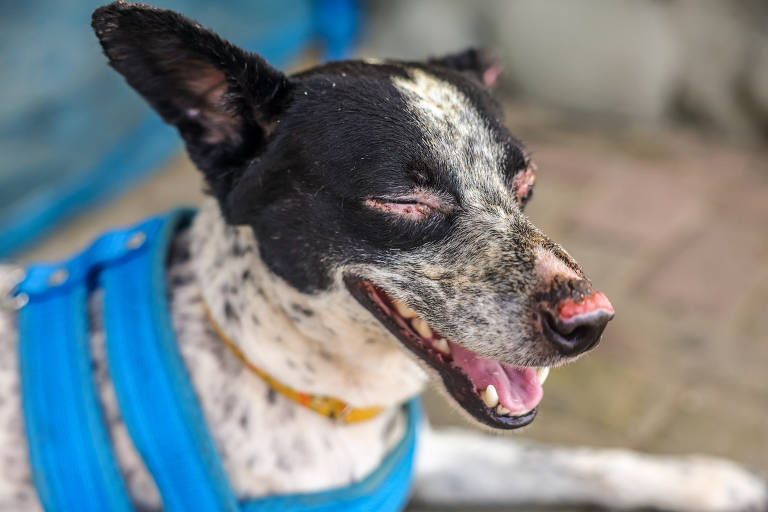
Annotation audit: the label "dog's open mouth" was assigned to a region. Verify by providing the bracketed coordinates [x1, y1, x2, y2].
[345, 277, 549, 429]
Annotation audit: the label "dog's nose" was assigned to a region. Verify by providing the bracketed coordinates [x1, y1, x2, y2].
[540, 291, 614, 356]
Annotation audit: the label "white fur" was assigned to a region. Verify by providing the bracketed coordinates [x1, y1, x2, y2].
[0, 310, 39, 510]
[392, 68, 510, 206]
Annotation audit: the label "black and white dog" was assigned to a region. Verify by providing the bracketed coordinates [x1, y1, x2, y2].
[0, 2, 765, 510]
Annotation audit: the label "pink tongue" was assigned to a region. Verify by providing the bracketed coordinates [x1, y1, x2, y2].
[449, 342, 543, 414]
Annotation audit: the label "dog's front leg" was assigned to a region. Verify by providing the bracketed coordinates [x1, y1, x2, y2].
[411, 426, 766, 511]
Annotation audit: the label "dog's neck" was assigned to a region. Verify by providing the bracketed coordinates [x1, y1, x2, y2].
[188, 199, 427, 408]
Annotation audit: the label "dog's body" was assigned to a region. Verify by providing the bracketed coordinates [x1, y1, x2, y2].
[0, 3, 765, 511]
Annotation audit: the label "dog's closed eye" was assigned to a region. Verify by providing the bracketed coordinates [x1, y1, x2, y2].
[365, 190, 453, 221]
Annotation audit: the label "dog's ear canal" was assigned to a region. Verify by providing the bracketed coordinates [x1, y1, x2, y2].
[428, 47, 502, 88]
[91, 2, 293, 196]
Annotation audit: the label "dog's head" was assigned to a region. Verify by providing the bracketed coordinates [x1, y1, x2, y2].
[93, 2, 614, 429]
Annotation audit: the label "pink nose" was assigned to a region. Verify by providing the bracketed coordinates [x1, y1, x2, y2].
[540, 291, 615, 356]
[558, 291, 614, 322]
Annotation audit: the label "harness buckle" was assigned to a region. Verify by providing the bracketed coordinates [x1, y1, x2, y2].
[0, 264, 28, 311]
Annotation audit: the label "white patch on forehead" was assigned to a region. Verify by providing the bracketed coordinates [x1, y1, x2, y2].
[391, 68, 509, 204]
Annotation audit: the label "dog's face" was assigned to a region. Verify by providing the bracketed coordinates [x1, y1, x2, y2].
[93, 2, 614, 429]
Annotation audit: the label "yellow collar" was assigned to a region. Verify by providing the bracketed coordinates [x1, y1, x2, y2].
[202, 303, 383, 423]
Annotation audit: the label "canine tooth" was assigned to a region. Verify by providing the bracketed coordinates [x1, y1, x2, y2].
[496, 405, 511, 415]
[411, 317, 433, 339]
[536, 367, 550, 385]
[481, 385, 499, 408]
[393, 300, 418, 319]
[432, 337, 451, 355]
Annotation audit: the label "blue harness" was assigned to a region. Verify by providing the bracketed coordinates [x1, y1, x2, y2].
[13, 209, 420, 512]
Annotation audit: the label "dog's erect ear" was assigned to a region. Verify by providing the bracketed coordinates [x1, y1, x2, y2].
[91, 2, 293, 196]
[428, 47, 502, 88]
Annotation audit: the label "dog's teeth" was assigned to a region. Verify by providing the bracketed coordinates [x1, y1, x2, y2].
[411, 317, 433, 339]
[481, 385, 499, 408]
[393, 300, 418, 319]
[432, 337, 451, 355]
[496, 405, 511, 415]
[536, 367, 550, 385]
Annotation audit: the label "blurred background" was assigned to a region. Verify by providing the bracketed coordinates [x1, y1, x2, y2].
[3, 0, 767, 507]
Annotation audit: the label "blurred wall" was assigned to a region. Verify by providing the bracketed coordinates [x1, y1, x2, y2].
[362, 0, 768, 141]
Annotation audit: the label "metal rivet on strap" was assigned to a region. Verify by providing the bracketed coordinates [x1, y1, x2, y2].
[9, 293, 28, 310]
[0, 266, 27, 310]
[48, 268, 69, 287]
[126, 231, 146, 250]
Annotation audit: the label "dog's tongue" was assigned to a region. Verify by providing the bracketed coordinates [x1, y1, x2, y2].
[449, 342, 543, 414]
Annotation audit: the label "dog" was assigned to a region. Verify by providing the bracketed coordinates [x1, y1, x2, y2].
[0, 2, 765, 510]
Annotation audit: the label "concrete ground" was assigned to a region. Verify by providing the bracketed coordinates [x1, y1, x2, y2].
[18, 103, 768, 509]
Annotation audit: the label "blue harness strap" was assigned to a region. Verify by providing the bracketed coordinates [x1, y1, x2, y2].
[16, 208, 421, 512]
[100, 210, 240, 512]
[17, 226, 146, 511]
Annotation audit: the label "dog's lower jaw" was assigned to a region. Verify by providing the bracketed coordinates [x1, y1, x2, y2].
[189, 199, 427, 409]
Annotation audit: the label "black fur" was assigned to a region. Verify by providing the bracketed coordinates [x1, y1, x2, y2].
[427, 47, 501, 87]
[92, 2, 292, 199]
[92, 2, 530, 293]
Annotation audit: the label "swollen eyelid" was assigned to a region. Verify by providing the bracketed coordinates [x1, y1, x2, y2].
[365, 198, 433, 220]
